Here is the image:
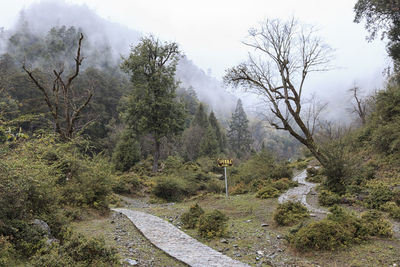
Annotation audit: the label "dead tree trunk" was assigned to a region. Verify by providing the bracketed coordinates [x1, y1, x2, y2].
[22, 33, 93, 140]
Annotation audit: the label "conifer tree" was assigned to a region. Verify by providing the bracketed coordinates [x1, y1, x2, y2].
[227, 99, 252, 157]
[192, 103, 209, 129]
[209, 111, 226, 152]
[200, 126, 219, 156]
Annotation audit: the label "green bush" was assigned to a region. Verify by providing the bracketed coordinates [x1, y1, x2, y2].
[365, 182, 393, 209]
[153, 176, 193, 202]
[0, 236, 16, 266]
[198, 210, 228, 239]
[111, 173, 142, 194]
[31, 232, 119, 267]
[112, 130, 140, 172]
[290, 220, 351, 251]
[360, 210, 393, 237]
[181, 203, 205, 229]
[273, 201, 309, 226]
[381, 201, 400, 220]
[256, 186, 280, 199]
[289, 205, 392, 251]
[318, 190, 341, 207]
[306, 174, 324, 183]
[272, 178, 298, 192]
[393, 188, 400, 206]
[206, 180, 224, 194]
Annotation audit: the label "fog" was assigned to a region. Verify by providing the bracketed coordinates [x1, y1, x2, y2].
[0, 0, 390, 124]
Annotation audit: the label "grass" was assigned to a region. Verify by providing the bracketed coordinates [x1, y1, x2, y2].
[135, 193, 400, 267]
[71, 212, 186, 267]
[72, 191, 400, 266]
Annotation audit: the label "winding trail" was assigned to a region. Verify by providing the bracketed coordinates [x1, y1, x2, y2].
[278, 169, 328, 214]
[112, 208, 250, 267]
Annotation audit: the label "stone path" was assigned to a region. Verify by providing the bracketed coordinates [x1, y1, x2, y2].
[278, 169, 328, 214]
[112, 208, 250, 267]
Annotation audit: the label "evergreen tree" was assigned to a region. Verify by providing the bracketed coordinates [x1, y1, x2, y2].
[228, 99, 252, 157]
[209, 111, 226, 152]
[192, 103, 209, 128]
[121, 36, 186, 172]
[200, 126, 219, 156]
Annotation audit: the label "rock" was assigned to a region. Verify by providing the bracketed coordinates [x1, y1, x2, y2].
[257, 250, 264, 256]
[276, 235, 282, 239]
[233, 244, 238, 248]
[255, 256, 261, 261]
[220, 238, 228, 244]
[31, 219, 51, 236]
[277, 248, 284, 252]
[261, 223, 269, 227]
[310, 213, 317, 217]
[245, 219, 252, 223]
[123, 258, 138, 266]
[111, 220, 115, 224]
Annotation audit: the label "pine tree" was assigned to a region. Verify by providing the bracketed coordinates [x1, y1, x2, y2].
[200, 126, 219, 156]
[209, 111, 226, 152]
[192, 103, 209, 128]
[121, 36, 186, 172]
[228, 99, 252, 157]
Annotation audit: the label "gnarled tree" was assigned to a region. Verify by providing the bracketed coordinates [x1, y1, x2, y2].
[22, 33, 93, 140]
[224, 18, 333, 167]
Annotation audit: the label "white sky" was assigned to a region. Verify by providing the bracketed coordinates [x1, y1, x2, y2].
[0, 0, 390, 110]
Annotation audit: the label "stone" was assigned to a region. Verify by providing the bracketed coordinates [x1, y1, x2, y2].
[31, 219, 51, 236]
[220, 238, 228, 244]
[256, 250, 263, 256]
[245, 219, 252, 223]
[310, 213, 317, 217]
[276, 235, 282, 239]
[111, 220, 115, 224]
[261, 223, 269, 227]
[233, 244, 238, 248]
[123, 258, 138, 266]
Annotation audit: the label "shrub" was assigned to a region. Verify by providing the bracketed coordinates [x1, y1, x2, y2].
[306, 167, 319, 177]
[272, 178, 298, 192]
[111, 173, 142, 194]
[393, 188, 400, 206]
[112, 131, 140, 172]
[306, 174, 324, 183]
[31, 232, 119, 266]
[365, 182, 393, 209]
[153, 176, 189, 202]
[381, 201, 400, 220]
[0, 236, 15, 266]
[274, 201, 309, 226]
[198, 210, 228, 238]
[230, 182, 249, 195]
[256, 186, 280, 199]
[206, 180, 225, 194]
[318, 190, 341, 207]
[290, 220, 351, 251]
[181, 203, 205, 229]
[360, 210, 393, 237]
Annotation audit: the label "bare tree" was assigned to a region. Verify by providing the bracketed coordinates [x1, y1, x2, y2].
[348, 83, 367, 125]
[22, 33, 93, 140]
[224, 18, 333, 166]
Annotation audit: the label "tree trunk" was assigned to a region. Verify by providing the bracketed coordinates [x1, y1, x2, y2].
[152, 139, 160, 172]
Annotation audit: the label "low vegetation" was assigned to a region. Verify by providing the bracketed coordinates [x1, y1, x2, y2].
[273, 201, 309, 226]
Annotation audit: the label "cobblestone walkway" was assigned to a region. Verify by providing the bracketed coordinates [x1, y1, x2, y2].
[112, 208, 250, 267]
[278, 169, 328, 214]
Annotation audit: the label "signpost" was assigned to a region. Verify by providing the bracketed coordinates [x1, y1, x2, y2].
[217, 159, 233, 198]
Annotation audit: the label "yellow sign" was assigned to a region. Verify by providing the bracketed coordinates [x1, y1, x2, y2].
[217, 159, 233, 167]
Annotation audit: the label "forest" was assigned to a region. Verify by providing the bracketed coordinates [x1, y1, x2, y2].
[1, 1, 400, 266]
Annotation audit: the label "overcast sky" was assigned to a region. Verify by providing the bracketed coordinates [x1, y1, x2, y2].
[0, 0, 390, 115]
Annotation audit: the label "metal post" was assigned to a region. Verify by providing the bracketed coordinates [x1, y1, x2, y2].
[224, 166, 228, 198]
